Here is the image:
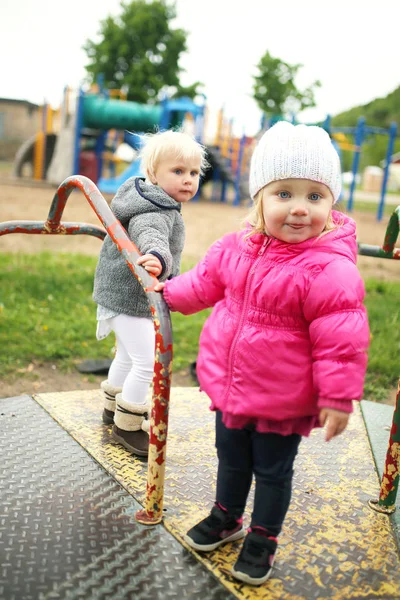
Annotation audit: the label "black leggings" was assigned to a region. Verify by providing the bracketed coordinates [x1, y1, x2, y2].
[215, 411, 301, 536]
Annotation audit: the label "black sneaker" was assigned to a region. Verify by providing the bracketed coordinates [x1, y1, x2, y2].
[231, 530, 277, 586]
[184, 505, 245, 551]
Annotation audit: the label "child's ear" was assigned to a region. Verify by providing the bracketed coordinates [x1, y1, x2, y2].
[148, 170, 157, 185]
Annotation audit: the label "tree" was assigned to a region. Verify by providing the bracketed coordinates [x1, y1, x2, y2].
[253, 51, 320, 118]
[83, 0, 202, 104]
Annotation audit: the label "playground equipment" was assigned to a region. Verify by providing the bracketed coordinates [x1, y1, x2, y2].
[13, 84, 207, 196]
[1, 181, 400, 597]
[13, 87, 255, 205]
[208, 107, 255, 205]
[324, 115, 398, 222]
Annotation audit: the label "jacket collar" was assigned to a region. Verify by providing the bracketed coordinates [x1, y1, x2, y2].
[135, 178, 181, 212]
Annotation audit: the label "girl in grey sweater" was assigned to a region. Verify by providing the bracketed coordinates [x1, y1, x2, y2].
[93, 130, 208, 456]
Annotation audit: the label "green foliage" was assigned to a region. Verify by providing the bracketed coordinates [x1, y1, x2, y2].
[332, 86, 400, 130]
[331, 85, 400, 170]
[1, 252, 399, 403]
[83, 0, 202, 103]
[253, 51, 321, 117]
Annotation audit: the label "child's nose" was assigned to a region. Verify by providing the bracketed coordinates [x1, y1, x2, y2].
[290, 202, 308, 215]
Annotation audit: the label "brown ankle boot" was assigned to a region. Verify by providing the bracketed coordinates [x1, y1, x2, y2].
[100, 380, 122, 425]
[112, 394, 149, 456]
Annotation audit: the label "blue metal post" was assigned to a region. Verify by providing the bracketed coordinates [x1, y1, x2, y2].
[323, 114, 331, 132]
[347, 117, 366, 212]
[233, 133, 246, 206]
[377, 122, 397, 222]
[220, 178, 227, 203]
[95, 132, 107, 182]
[211, 166, 221, 202]
[158, 96, 170, 131]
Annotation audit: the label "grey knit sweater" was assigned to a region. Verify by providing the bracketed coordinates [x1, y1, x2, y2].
[93, 177, 185, 318]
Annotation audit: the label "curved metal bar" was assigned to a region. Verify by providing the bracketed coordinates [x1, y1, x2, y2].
[358, 206, 400, 259]
[0, 220, 105, 240]
[0, 174, 172, 525]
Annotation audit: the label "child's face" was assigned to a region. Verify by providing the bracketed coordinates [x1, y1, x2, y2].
[261, 179, 334, 243]
[152, 156, 201, 203]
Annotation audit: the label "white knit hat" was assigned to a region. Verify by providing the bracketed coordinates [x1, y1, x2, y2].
[249, 121, 342, 203]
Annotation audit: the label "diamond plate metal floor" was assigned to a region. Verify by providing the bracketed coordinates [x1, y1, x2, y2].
[0, 395, 233, 600]
[2, 389, 400, 599]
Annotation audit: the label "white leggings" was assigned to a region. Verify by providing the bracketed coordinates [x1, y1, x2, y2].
[107, 314, 155, 406]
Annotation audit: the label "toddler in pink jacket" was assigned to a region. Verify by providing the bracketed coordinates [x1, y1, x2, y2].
[156, 121, 370, 586]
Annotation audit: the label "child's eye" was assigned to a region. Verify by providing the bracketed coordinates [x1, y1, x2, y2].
[309, 193, 321, 201]
[190, 170, 199, 177]
[278, 191, 290, 199]
[174, 169, 182, 175]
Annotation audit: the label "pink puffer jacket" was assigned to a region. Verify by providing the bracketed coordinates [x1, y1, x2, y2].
[163, 212, 370, 422]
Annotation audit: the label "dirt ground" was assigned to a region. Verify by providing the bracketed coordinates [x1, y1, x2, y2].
[1, 175, 399, 400]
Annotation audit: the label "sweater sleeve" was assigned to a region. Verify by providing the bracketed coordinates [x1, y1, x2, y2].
[303, 260, 370, 412]
[163, 238, 226, 315]
[128, 212, 173, 281]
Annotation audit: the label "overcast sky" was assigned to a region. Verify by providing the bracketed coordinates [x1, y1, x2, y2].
[1, 0, 398, 136]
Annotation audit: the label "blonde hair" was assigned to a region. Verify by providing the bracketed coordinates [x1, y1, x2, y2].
[244, 187, 342, 239]
[139, 130, 209, 181]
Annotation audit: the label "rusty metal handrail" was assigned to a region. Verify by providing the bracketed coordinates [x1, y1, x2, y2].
[0, 175, 171, 525]
[0, 220, 106, 239]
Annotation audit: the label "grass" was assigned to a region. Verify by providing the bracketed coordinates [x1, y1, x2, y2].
[0, 252, 208, 378]
[0, 251, 398, 402]
[363, 279, 400, 401]
[335, 199, 399, 218]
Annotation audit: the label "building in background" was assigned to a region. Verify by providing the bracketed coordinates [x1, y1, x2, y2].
[0, 98, 39, 160]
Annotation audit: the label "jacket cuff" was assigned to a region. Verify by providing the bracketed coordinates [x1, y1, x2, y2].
[148, 251, 166, 279]
[318, 397, 354, 414]
[162, 281, 175, 311]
